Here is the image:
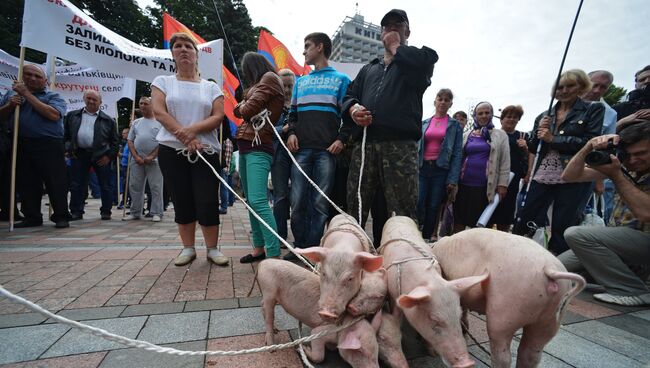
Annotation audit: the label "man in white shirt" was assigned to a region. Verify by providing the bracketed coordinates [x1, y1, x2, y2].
[122, 97, 163, 222]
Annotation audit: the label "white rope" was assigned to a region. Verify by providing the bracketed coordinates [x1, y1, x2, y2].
[268, 110, 372, 246]
[296, 322, 316, 368]
[0, 285, 363, 357]
[357, 127, 367, 227]
[182, 146, 317, 273]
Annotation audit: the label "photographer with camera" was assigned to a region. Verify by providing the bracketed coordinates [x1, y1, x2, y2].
[614, 65, 650, 128]
[558, 121, 650, 307]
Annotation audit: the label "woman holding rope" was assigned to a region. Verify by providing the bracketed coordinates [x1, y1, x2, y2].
[151, 32, 229, 267]
[514, 69, 604, 254]
[234, 52, 284, 263]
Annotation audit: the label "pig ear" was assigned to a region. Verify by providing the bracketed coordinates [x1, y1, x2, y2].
[338, 331, 362, 350]
[449, 273, 489, 294]
[354, 252, 383, 272]
[293, 247, 328, 263]
[370, 309, 382, 332]
[397, 286, 431, 309]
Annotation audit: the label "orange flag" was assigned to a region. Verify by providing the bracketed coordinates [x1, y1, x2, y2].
[258, 30, 312, 76]
[162, 13, 243, 126]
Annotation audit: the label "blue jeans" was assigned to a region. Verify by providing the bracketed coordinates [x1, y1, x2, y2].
[417, 161, 449, 239]
[290, 149, 336, 247]
[219, 171, 231, 211]
[603, 179, 614, 223]
[69, 149, 113, 215]
[271, 148, 292, 240]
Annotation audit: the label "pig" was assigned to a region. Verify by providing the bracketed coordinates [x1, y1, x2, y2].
[377, 310, 409, 368]
[381, 216, 484, 368]
[432, 228, 586, 368]
[305, 311, 382, 368]
[295, 214, 383, 322]
[347, 268, 388, 317]
[257, 259, 323, 345]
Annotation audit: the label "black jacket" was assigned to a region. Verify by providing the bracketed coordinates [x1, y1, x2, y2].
[528, 98, 604, 170]
[64, 108, 119, 162]
[342, 45, 438, 142]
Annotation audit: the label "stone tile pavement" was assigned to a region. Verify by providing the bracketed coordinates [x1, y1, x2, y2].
[1, 198, 649, 367]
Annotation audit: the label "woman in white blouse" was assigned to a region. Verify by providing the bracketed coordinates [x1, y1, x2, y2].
[151, 32, 228, 267]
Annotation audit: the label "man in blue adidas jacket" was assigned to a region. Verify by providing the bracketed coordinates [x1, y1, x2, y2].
[284, 32, 352, 260]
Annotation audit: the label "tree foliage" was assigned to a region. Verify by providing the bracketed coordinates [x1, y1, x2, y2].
[603, 83, 627, 106]
[149, 0, 259, 75]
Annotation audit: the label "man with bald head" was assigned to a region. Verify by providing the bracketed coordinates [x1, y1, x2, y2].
[0, 64, 71, 228]
[64, 89, 119, 220]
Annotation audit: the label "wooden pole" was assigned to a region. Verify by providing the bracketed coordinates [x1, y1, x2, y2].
[122, 99, 136, 219]
[9, 47, 26, 231]
[47, 54, 57, 220]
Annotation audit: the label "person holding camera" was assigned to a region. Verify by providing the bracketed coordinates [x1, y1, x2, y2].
[558, 121, 650, 307]
[513, 69, 604, 254]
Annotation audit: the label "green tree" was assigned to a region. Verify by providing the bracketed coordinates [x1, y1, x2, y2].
[148, 0, 259, 77]
[0, 0, 47, 63]
[603, 84, 627, 106]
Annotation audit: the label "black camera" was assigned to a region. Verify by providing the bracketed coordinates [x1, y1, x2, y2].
[585, 138, 624, 166]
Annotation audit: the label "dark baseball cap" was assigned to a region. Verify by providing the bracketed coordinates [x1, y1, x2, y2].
[380, 9, 409, 27]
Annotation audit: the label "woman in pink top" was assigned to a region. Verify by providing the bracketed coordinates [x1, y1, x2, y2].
[417, 89, 463, 241]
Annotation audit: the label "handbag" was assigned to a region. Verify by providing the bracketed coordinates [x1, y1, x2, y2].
[580, 194, 605, 227]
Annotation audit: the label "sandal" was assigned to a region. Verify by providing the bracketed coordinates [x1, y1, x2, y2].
[240, 253, 266, 264]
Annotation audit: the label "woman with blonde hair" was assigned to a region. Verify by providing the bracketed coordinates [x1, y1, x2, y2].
[151, 32, 229, 267]
[514, 69, 604, 254]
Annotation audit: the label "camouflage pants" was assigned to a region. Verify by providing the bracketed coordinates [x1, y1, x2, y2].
[346, 140, 419, 227]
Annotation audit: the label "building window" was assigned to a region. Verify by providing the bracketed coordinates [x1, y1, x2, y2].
[355, 27, 362, 35]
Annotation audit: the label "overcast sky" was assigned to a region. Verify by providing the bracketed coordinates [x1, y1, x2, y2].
[140, 0, 649, 131]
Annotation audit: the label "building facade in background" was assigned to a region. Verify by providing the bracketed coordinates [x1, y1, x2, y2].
[331, 13, 383, 63]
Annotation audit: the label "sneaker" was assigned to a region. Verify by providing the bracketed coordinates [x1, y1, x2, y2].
[144, 213, 153, 218]
[593, 292, 650, 307]
[152, 215, 162, 222]
[219, 208, 227, 215]
[122, 214, 140, 221]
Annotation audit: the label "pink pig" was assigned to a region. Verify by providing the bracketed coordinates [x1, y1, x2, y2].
[377, 311, 409, 368]
[381, 216, 484, 368]
[305, 311, 382, 368]
[257, 259, 323, 345]
[347, 268, 388, 317]
[295, 214, 383, 322]
[433, 228, 586, 368]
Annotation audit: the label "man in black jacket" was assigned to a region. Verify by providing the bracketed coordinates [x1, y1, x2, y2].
[342, 9, 438, 243]
[64, 90, 119, 220]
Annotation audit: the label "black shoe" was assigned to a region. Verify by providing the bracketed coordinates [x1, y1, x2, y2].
[70, 213, 83, 221]
[55, 220, 70, 229]
[101, 213, 111, 220]
[14, 220, 43, 228]
[283, 252, 298, 261]
[0, 212, 24, 221]
[144, 213, 153, 218]
[219, 208, 227, 215]
[240, 253, 266, 263]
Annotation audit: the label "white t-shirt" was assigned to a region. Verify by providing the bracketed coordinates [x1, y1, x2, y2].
[151, 75, 223, 150]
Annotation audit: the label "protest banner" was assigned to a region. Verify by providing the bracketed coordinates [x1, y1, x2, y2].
[21, 0, 223, 84]
[0, 49, 134, 118]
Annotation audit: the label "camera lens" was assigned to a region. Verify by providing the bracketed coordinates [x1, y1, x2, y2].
[585, 150, 612, 166]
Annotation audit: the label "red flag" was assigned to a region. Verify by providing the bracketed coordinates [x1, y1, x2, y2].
[257, 30, 312, 76]
[162, 13, 242, 126]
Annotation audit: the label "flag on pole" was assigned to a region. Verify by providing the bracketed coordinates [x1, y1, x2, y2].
[162, 13, 242, 126]
[258, 30, 312, 76]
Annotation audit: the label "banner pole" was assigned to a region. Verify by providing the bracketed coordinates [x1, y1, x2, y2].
[47, 54, 57, 220]
[115, 103, 121, 204]
[9, 47, 26, 231]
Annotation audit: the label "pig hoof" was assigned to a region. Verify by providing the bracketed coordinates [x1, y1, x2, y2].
[265, 333, 275, 346]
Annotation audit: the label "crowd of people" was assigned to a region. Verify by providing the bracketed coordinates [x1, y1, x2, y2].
[1, 8, 648, 306]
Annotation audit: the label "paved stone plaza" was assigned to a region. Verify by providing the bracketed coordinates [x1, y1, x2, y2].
[1, 199, 649, 367]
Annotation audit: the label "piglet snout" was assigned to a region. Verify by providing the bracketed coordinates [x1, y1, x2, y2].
[318, 309, 338, 322]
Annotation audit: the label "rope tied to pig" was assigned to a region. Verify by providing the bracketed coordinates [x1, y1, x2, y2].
[319, 223, 376, 255]
[378, 238, 436, 265]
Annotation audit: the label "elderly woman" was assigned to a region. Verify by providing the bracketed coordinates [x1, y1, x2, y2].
[490, 105, 529, 231]
[514, 69, 604, 254]
[453, 101, 510, 233]
[234, 52, 284, 263]
[417, 88, 463, 241]
[151, 32, 229, 267]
